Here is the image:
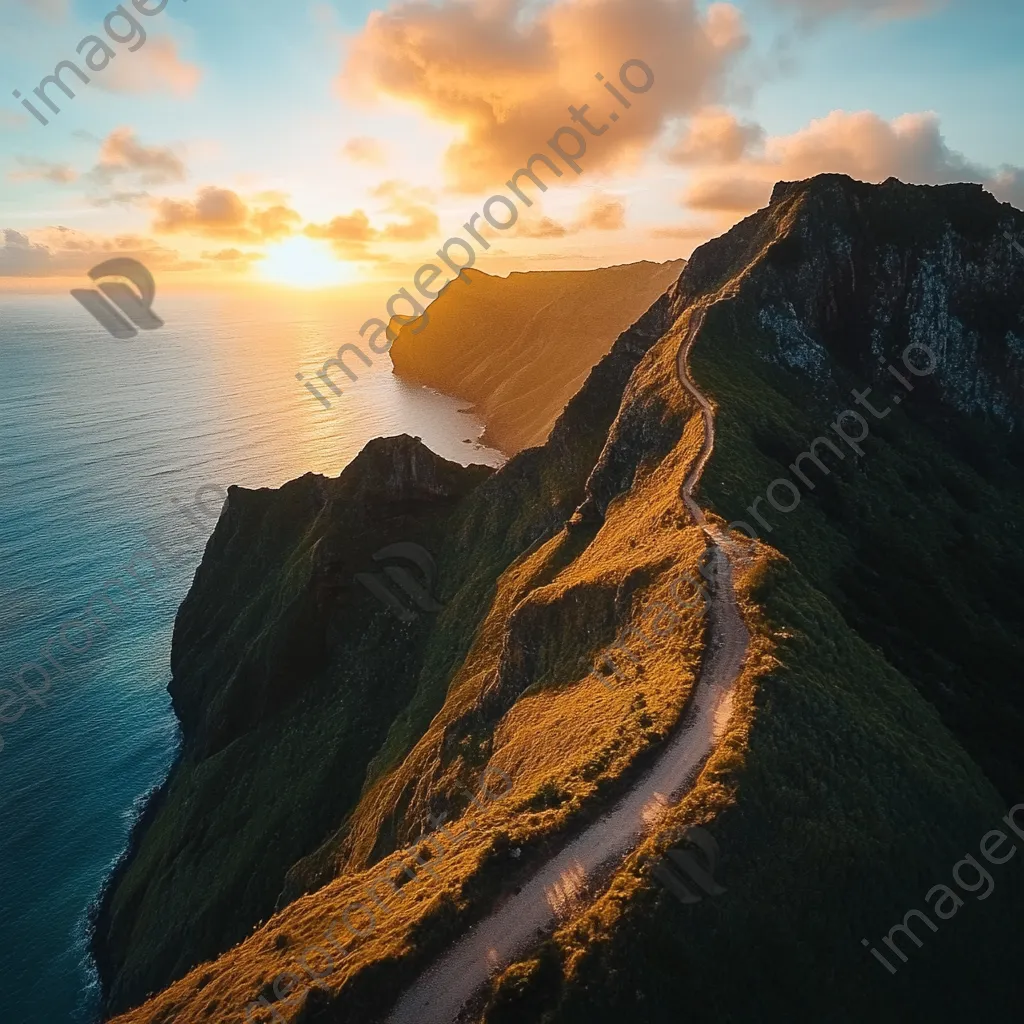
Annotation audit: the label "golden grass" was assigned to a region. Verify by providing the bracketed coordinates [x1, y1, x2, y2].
[108, 263, 776, 1024]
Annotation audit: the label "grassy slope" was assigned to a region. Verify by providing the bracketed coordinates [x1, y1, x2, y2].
[94, 443, 495, 1013]
[691, 295, 1024, 801]
[104, 285, 704, 1023]
[483, 552, 1023, 1023]
[478, 183, 1024, 1022]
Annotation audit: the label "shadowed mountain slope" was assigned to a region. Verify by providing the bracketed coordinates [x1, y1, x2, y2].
[389, 260, 685, 454]
[98, 175, 1024, 1024]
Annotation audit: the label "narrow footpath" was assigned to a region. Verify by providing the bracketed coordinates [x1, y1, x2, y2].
[386, 313, 750, 1023]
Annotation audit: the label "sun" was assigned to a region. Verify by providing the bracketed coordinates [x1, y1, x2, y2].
[260, 237, 358, 288]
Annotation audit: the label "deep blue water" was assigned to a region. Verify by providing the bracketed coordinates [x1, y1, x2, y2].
[0, 288, 502, 1023]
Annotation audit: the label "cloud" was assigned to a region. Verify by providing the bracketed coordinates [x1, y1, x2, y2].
[89, 127, 186, 186]
[9, 157, 77, 184]
[680, 110, 1024, 216]
[303, 211, 382, 259]
[515, 215, 571, 238]
[666, 107, 765, 165]
[514, 191, 625, 236]
[770, 0, 942, 21]
[343, 0, 748, 191]
[201, 248, 265, 262]
[96, 36, 200, 96]
[372, 179, 440, 241]
[303, 180, 440, 256]
[0, 111, 28, 128]
[152, 187, 301, 242]
[987, 167, 1024, 211]
[0, 225, 187, 277]
[200, 248, 265, 272]
[577, 192, 626, 230]
[15, 0, 67, 20]
[342, 137, 388, 165]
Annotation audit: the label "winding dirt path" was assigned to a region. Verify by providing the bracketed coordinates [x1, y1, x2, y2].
[385, 313, 749, 1024]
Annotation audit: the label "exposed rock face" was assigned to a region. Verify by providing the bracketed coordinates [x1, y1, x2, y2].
[753, 177, 1024, 428]
[98, 175, 1024, 1024]
[388, 260, 686, 453]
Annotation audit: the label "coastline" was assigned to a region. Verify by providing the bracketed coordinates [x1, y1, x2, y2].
[88, 752, 180, 1021]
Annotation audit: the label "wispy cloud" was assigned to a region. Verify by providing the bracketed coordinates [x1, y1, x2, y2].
[9, 157, 76, 184]
[342, 137, 388, 166]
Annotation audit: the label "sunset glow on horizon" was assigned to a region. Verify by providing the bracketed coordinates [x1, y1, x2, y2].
[0, 0, 1021, 288]
[260, 237, 360, 289]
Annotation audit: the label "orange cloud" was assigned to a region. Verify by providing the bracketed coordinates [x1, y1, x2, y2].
[514, 191, 625, 237]
[0, 225, 188, 277]
[91, 127, 186, 185]
[577, 192, 626, 230]
[303, 211, 381, 259]
[152, 187, 301, 242]
[200, 248, 265, 273]
[303, 181, 440, 257]
[201, 248, 264, 262]
[342, 137, 388, 165]
[372, 180, 439, 241]
[667, 107, 764, 165]
[343, 0, 747, 191]
[515, 215, 571, 238]
[96, 36, 200, 95]
[680, 110, 1024, 216]
[9, 157, 76, 184]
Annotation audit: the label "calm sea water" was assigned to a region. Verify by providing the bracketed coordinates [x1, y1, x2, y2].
[0, 288, 503, 1024]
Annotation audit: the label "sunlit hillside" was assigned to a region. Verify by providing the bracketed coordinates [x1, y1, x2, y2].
[390, 261, 686, 453]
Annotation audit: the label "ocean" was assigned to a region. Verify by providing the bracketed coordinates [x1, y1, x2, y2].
[0, 286, 503, 1024]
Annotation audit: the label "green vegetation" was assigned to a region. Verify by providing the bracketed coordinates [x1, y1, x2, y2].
[691, 294, 1024, 800]
[486, 557, 1024, 1022]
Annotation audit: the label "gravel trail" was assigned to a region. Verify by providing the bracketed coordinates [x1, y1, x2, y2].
[386, 310, 749, 1023]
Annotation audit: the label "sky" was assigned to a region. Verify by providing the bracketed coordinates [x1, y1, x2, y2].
[0, 0, 1021, 290]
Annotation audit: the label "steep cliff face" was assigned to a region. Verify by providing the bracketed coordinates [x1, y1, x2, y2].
[92, 437, 494, 1015]
[100, 175, 1024, 1024]
[388, 260, 686, 453]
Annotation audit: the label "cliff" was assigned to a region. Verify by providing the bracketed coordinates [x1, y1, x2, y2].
[388, 260, 686, 453]
[97, 175, 1024, 1024]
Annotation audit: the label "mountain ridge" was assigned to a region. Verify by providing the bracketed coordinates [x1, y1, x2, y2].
[96, 173, 1024, 1024]
[389, 259, 686, 454]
